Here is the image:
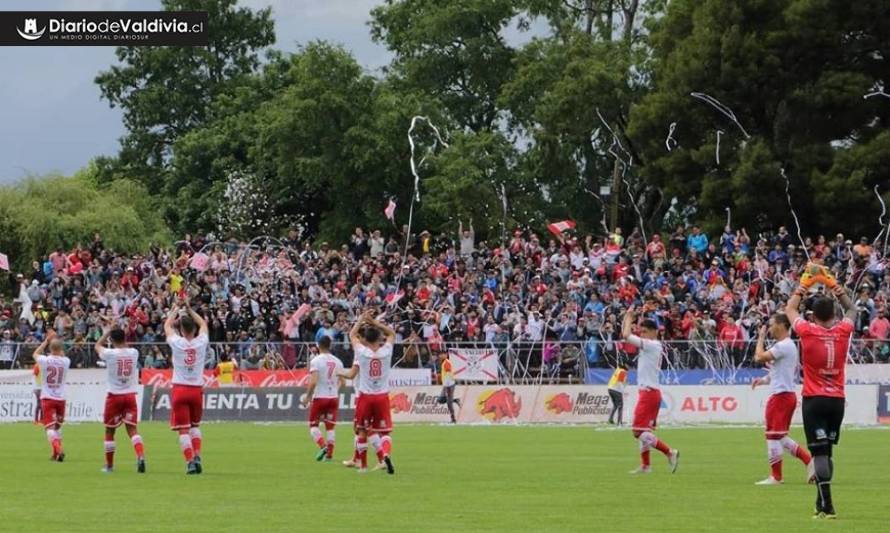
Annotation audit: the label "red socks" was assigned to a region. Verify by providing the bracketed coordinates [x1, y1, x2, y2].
[654, 439, 671, 456]
[641, 450, 651, 467]
[131, 435, 145, 459]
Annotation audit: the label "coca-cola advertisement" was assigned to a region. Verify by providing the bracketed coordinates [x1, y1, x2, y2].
[141, 369, 310, 389]
[142, 386, 357, 422]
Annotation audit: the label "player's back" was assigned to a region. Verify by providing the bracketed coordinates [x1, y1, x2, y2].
[37, 355, 71, 401]
[633, 337, 662, 389]
[793, 318, 852, 398]
[356, 343, 393, 394]
[768, 337, 799, 394]
[168, 333, 209, 386]
[311, 352, 343, 399]
[102, 348, 139, 395]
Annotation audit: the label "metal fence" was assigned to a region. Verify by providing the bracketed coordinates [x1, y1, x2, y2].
[3, 337, 889, 384]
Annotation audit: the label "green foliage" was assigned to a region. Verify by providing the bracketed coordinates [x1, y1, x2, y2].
[86, 0, 890, 243]
[0, 175, 171, 272]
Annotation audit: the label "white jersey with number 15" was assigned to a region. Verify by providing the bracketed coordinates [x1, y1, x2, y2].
[100, 347, 139, 395]
[168, 333, 209, 386]
[354, 343, 393, 395]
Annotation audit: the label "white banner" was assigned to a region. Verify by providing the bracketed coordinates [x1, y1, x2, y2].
[389, 386, 460, 423]
[623, 385, 878, 426]
[388, 369, 432, 387]
[0, 382, 144, 423]
[448, 348, 498, 383]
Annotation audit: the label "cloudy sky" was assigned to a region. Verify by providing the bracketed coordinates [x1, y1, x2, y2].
[0, 0, 395, 183]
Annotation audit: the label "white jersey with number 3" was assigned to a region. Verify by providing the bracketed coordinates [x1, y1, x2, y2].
[35, 355, 71, 401]
[768, 337, 799, 395]
[310, 353, 344, 399]
[354, 343, 393, 395]
[99, 347, 140, 395]
[168, 333, 209, 386]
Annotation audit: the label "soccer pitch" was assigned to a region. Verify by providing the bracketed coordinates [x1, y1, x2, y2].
[2, 423, 887, 532]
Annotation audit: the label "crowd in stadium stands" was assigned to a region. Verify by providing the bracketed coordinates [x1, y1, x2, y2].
[1, 222, 889, 371]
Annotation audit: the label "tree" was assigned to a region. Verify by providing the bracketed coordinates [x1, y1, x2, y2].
[0, 175, 171, 273]
[370, 0, 520, 132]
[94, 0, 274, 190]
[627, 0, 890, 236]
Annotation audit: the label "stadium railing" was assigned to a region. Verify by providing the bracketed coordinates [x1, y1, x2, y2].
[2, 338, 888, 385]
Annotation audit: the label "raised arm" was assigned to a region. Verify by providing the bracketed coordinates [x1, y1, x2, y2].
[94, 325, 111, 359]
[366, 315, 396, 344]
[753, 325, 774, 364]
[620, 308, 635, 341]
[785, 287, 804, 325]
[164, 303, 180, 339]
[832, 285, 857, 322]
[34, 329, 54, 356]
[185, 300, 209, 337]
[349, 312, 368, 347]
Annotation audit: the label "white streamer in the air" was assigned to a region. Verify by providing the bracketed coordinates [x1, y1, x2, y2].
[780, 167, 811, 263]
[665, 122, 678, 152]
[690, 92, 751, 139]
[715, 129, 724, 165]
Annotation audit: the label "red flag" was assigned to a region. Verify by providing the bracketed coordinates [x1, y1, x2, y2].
[385, 290, 404, 307]
[0, 252, 7, 271]
[547, 220, 576, 236]
[384, 198, 397, 221]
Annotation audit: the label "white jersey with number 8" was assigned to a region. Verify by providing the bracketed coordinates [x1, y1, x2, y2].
[100, 348, 140, 395]
[354, 343, 393, 395]
[310, 353, 344, 399]
[168, 333, 209, 386]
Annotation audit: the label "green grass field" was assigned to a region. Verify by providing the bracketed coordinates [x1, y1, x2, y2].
[2, 422, 887, 532]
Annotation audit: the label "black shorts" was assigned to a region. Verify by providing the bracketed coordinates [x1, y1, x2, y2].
[802, 396, 845, 450]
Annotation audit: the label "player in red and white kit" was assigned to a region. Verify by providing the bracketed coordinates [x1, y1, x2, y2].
[786, 283, 856, 519]
[339, 311, 396, 474]
[752, 313, 813, 485]
[96, 324, 146, 473]
[302, 335, 344, 462]
[33, 330, 70, 462]
[621, 309, 679, 474]
[164, 299, 209, 475]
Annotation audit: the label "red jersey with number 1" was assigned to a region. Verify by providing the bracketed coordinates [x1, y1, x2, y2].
[792, 318, 853, 398]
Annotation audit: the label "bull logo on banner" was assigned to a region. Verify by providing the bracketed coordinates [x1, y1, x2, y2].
[477, 388, 522, 422]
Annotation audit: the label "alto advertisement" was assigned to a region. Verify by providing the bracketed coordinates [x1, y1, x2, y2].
[622, 385, 879, 426]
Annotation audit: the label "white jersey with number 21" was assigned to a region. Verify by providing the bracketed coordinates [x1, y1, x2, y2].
[168, 333, 209, 386]
[354, 343, 393, 395]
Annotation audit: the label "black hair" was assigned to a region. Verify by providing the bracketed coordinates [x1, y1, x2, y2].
[363, 326, 382, 344]
[811, 296, 835, 323]
[180, 315, 197, 336]
[109, 328, 126, 344]
[219, 352, 230, 362]
[640, 319, 658, 331]
[773, 313, 791, 330]
[318, 335, 332, 350]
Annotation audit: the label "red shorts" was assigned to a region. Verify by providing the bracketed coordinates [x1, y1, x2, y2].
[765, 391, 797, 439]
[170, 385, 203, 431]
[355, 392, 392, 433]
[104, 393, 138, 428]
[309, 397, 339, 428]
[632, 388, 661, 433]
[41, 398, 65, 428]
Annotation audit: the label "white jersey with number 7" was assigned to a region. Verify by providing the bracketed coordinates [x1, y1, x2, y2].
[354, 343, 393, 394]
[168, 333, 209, 386]
[310, 353, 344, 399]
